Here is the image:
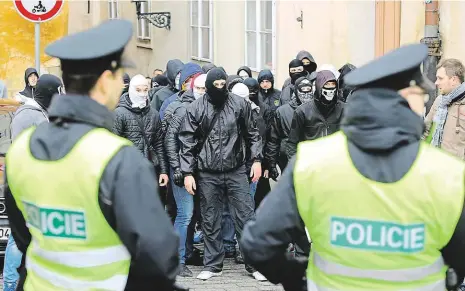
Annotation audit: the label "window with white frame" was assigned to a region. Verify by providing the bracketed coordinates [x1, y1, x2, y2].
[190, 0, 213, 61]
[245, 0, 275, 71]
[137, 1, 151, 40]
[108, 0, 118, 19]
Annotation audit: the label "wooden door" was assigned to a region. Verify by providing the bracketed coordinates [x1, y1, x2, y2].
[375, 1, 401, 57]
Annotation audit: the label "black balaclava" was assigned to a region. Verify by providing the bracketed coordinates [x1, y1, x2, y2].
[243, 77, 260, 106]
[294, 76, 314, 105]
[34, 74, 63, 110]
[202, 63, 217, 74]
[289, 59, 307, 85]
[122, 73, 130, 95]
[226, 75, 243, 92]
[206, 68, 229, 107]
[237, 66, 252, 79]
[338, 63, 357, 102]
[151, 74, 169, 88]
[257, 69, 274, 95]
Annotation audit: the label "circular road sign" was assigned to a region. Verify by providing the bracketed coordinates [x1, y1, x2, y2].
[13, 0, 64, 23]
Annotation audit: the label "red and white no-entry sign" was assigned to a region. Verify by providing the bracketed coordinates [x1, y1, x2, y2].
[14, 0, 64, 23]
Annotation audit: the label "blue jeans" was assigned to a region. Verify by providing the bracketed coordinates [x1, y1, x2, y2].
[222, 181, 258, 252]
[170, 170, 194, 264]
[3, 235, 22, 291]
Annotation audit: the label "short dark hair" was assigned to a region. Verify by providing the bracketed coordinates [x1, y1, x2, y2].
[62, 73, 100, 95]
[153, 68, 163, 73]
[437, 59, 465, 83]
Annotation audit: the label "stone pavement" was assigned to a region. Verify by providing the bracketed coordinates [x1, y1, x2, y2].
[176, 258, 284, 291]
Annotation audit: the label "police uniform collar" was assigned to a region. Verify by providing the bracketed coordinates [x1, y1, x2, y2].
[48, 94, 115, 130]
[343, 44, 435, 92]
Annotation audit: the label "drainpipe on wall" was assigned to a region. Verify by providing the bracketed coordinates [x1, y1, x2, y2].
[421, 0, 441, 115]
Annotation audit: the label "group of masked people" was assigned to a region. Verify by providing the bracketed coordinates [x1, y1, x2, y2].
[110, 51, 357, 282]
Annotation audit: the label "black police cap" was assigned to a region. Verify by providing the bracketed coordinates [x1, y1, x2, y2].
[344, 44, 435, 92]
[45, 19, 135, 76]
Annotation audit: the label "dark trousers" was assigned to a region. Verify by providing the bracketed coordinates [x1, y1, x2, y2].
[186, 192, 201, 259]
[254, 177, 270, 210]
[197, 165, 255, 272]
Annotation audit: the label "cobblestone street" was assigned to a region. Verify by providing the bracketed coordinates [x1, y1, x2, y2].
[176, 258, 284, 291]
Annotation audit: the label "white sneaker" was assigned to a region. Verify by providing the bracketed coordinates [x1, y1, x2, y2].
[196, 270, 223, 280]
[252, 271, 267, 281]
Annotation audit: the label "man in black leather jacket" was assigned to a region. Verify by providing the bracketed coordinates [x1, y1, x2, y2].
[286, 70, 345, 159]
[179, 68, 264, 281]
[265, 76, 314, 179]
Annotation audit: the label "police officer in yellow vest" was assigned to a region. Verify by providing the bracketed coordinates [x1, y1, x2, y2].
[4, 20, 181, 291]
[240, 43, 465, 291]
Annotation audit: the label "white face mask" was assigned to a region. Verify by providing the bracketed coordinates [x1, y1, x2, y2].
[321, 88, 336, 101]
[128, 75, 149, 108]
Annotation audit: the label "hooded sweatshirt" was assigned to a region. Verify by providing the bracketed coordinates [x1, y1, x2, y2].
[237, 66, 252, 79]
[257, 69, 281, 112]
[159, 62, 202, 120]
[150, 59, 184, 111]
[11, 74, 62, 139]
[338, 63, 357, 102]
[282, 51, 317, 89]
[15, 68, 38, 103]
[202, 63, 217, 74]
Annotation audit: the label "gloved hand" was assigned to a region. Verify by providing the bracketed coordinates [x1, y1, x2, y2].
[173, 168, 184, 187]
[269, 165, 280, 181]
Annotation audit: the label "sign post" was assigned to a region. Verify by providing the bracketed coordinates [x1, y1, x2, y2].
[13, 0, 65, 75]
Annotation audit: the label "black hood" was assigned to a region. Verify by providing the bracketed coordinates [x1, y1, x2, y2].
[341, 88, 423, 152]
[20, 67, 38, 97]
[289, 59, 307, 84]
[165, 59, 184, 85]
[338, 63, 357, 102]
[34, 74, 63, 110]
[296, 50, 317, 74]
[151, 74, 169, 88]
[237, 66, 252, 78]
[206, 68, 229, 107]
[117, 92, 150, 114]
[226, 75, 243, 92]
[202, 63, 217, 74]
[243, 77, 260, 105]
[257, 69, 275, 94]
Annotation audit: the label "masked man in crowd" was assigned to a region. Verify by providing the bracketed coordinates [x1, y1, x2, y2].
[178, 68, 265, 281]
[282, 51, 318, 90]
[280, 59, 308, 106]
[150, 59, 184, 111]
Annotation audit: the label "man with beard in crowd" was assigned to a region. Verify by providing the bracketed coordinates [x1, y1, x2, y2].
[265, 76, 315, 180]
[150, 59, 184, 111]
[14, 68, 39, 103]
[287, 70, 345, 159]
[178, 68, 265, 281]
[280, 59, 308, 106]
[282, 51, 318, 89]
[165, 74, 207, 278]
[258, 69, 281, 112]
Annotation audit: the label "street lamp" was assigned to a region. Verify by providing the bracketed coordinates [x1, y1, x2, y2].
[131, 0, 171, 30]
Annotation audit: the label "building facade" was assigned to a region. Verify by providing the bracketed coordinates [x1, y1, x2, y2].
[66, 0, 465, 88]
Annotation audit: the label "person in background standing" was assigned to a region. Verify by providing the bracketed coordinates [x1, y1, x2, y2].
[14, 68, 38, 103]
[279, 59, 307, 106]
[153, 68, 164, 77]
[237, 66, 252, 80]
[122, 73, 130, 96]
[151, 59, 184, 111]
[257, 69, 281, 112]
[149, 74, 169, 101]
[202, 63, 216, 74]
[282, 50, 318, 89]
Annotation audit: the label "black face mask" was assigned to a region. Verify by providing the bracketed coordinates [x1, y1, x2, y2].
[34, 74, 63, 110]
[289, 59, 306, 84]
[206, 68, 229, 107]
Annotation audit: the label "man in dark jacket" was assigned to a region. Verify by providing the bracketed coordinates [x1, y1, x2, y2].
[150, 59, 184, 111]
[161, 62, 203, 121]
[179, 68, 265, 281]
[113, 74, 169, 187]
[258, 69, 281, 112]
[287, 70, 345, 159]
[280, 59, 308, 106]
[14, 68, 38, 103]
[338, 63, 357, 102]
[282, 51, 317, 90]
[265, 76, 314, 180]
[4, 20, 180, 291]
[150, 74, 169, 99]
[237, 66, 252, 80]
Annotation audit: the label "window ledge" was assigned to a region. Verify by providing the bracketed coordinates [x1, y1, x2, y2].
[136, 41, 152, 50]
[191, 56, 212, 63]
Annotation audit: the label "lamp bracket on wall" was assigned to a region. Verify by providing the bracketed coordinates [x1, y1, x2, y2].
[132, 0, 171, 30]
[296, 10, 303, 29]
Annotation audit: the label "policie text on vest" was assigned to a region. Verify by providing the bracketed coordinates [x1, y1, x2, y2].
[330, 217, 425, 253]
[23, 201, 87, 240]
